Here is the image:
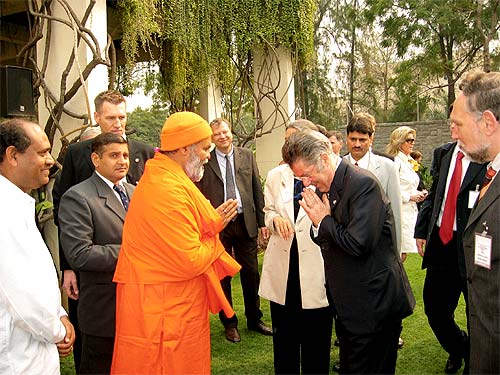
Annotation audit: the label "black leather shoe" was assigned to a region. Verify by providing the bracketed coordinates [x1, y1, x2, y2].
[224, 327, 241, 343]
[332, 361, 340, 373]
[445, 355, 463, 374]
[247, 320, 273, 336]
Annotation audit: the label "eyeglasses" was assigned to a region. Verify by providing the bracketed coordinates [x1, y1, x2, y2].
[405, 138, 415, 144]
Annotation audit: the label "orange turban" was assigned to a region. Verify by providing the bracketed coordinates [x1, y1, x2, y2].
[160, 111, 212, 151]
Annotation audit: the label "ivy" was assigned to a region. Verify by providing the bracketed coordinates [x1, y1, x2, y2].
[116, 0, 316, 102]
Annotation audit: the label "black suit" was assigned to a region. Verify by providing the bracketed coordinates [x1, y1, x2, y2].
[59, 173, 135, 374]
[52, 137, 153, 371]
[196, 146, 266, 328]
[314, 161, 415, 374]
[414, 142, 486, 363]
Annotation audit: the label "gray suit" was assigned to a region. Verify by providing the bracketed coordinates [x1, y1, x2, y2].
[58, 172, 134, 338]
[463, 173, 500, 374]
[344, 152, 403, 252]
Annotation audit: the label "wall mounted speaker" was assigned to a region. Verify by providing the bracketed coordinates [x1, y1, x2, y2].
[0, 65, 35, 117]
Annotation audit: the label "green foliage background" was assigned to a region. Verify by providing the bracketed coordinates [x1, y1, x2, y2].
[117, 0, 316, 107]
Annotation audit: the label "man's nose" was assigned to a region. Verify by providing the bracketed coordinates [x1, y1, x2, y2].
[46, 153, 55, 166]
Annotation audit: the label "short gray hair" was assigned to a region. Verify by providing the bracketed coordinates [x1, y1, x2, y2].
[459, 70, 500, 121]
[282, 129, 336, 167]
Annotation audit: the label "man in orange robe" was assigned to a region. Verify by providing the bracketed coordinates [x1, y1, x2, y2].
[111, 112, 241, 374]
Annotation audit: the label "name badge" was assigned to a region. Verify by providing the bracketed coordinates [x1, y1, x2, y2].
[474, 232, 492, 269]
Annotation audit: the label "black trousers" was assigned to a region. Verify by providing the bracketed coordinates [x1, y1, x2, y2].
[271, 302, 333, 375]
[79, 333, 114, 375]
[423, 227, 469, 361]
[270, 235, 333, 375]
[219, 214, 263, 328]
[336, 318, 402, 374]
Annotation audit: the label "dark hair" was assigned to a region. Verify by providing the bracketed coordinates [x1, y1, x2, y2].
[459, 70, 500, 121]
[91, 132, 127, 155]
[410, 150, 422, 160]
[94, 90, 126, 112]
[346, 112, 376, 136]
[0, 118, 33, 162]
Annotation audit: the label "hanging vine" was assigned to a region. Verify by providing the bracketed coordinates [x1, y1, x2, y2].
[116, 0, 316, 143]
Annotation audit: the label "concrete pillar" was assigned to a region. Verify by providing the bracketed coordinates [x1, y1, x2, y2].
[253, 47, 295, 177]
[199, 77, 222, 123]
[35, 0, 109, 279]
[37, 0, 108, 157]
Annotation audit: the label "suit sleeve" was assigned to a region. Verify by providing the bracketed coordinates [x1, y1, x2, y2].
[414, 146, 441, 239]
[251, 153, 266, 228]
[315, 175, 387, 257]
[59, 189, 120, 272]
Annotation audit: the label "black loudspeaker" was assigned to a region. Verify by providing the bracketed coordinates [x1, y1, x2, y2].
[0, 65, 35, 117]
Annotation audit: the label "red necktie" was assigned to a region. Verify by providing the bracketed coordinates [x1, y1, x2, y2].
[439, 151, 464, 244]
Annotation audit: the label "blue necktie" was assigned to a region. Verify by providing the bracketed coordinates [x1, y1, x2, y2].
[113, 185, 129, 211]
[225, 155, 237, 200]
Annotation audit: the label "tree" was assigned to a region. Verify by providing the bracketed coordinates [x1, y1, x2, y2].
[364, 0, 499, 115]
[127, 107, 168, 147]
[117, 0, 317, 145]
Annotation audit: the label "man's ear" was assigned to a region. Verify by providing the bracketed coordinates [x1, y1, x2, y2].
[179, 146, 190, 155]
[483, 110, 499, 135]
[320, 152, 330, 166]
[93, 111, 100, 126]
[91, 152, 100, 168]
[4, 145, 18, 165]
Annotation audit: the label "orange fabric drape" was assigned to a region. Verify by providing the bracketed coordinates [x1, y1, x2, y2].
[111, 154, 240, 374]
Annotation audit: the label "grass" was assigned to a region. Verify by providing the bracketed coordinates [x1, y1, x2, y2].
[61, 253, 467, 374]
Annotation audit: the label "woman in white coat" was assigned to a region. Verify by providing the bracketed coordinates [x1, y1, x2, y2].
[386, 126, 428, 261]
[259, 160, 333, 375]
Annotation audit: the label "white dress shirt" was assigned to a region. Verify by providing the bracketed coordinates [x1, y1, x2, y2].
[0, 175, 66, 375]
[215, 147, 243, 213]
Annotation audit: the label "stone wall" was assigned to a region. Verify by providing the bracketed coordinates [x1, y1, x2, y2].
[340, 120, 453, 167]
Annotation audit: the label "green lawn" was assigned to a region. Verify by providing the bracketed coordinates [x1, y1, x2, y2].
[61, 253, 467, 374]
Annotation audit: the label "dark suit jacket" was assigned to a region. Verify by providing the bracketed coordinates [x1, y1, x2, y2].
[463, 172, 500, 374]
[414, 142, 486, 279]
[53, 137, 153, 269]
[196, 146, 265, 238]
[313, 161, 415, 336]
[58, 173, 135, 337]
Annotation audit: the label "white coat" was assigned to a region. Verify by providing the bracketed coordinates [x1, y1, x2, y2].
[397, 151, 420, 253]
[259, 164, 329, 309]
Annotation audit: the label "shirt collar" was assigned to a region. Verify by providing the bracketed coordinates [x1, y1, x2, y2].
[95, 171, 126, 188]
